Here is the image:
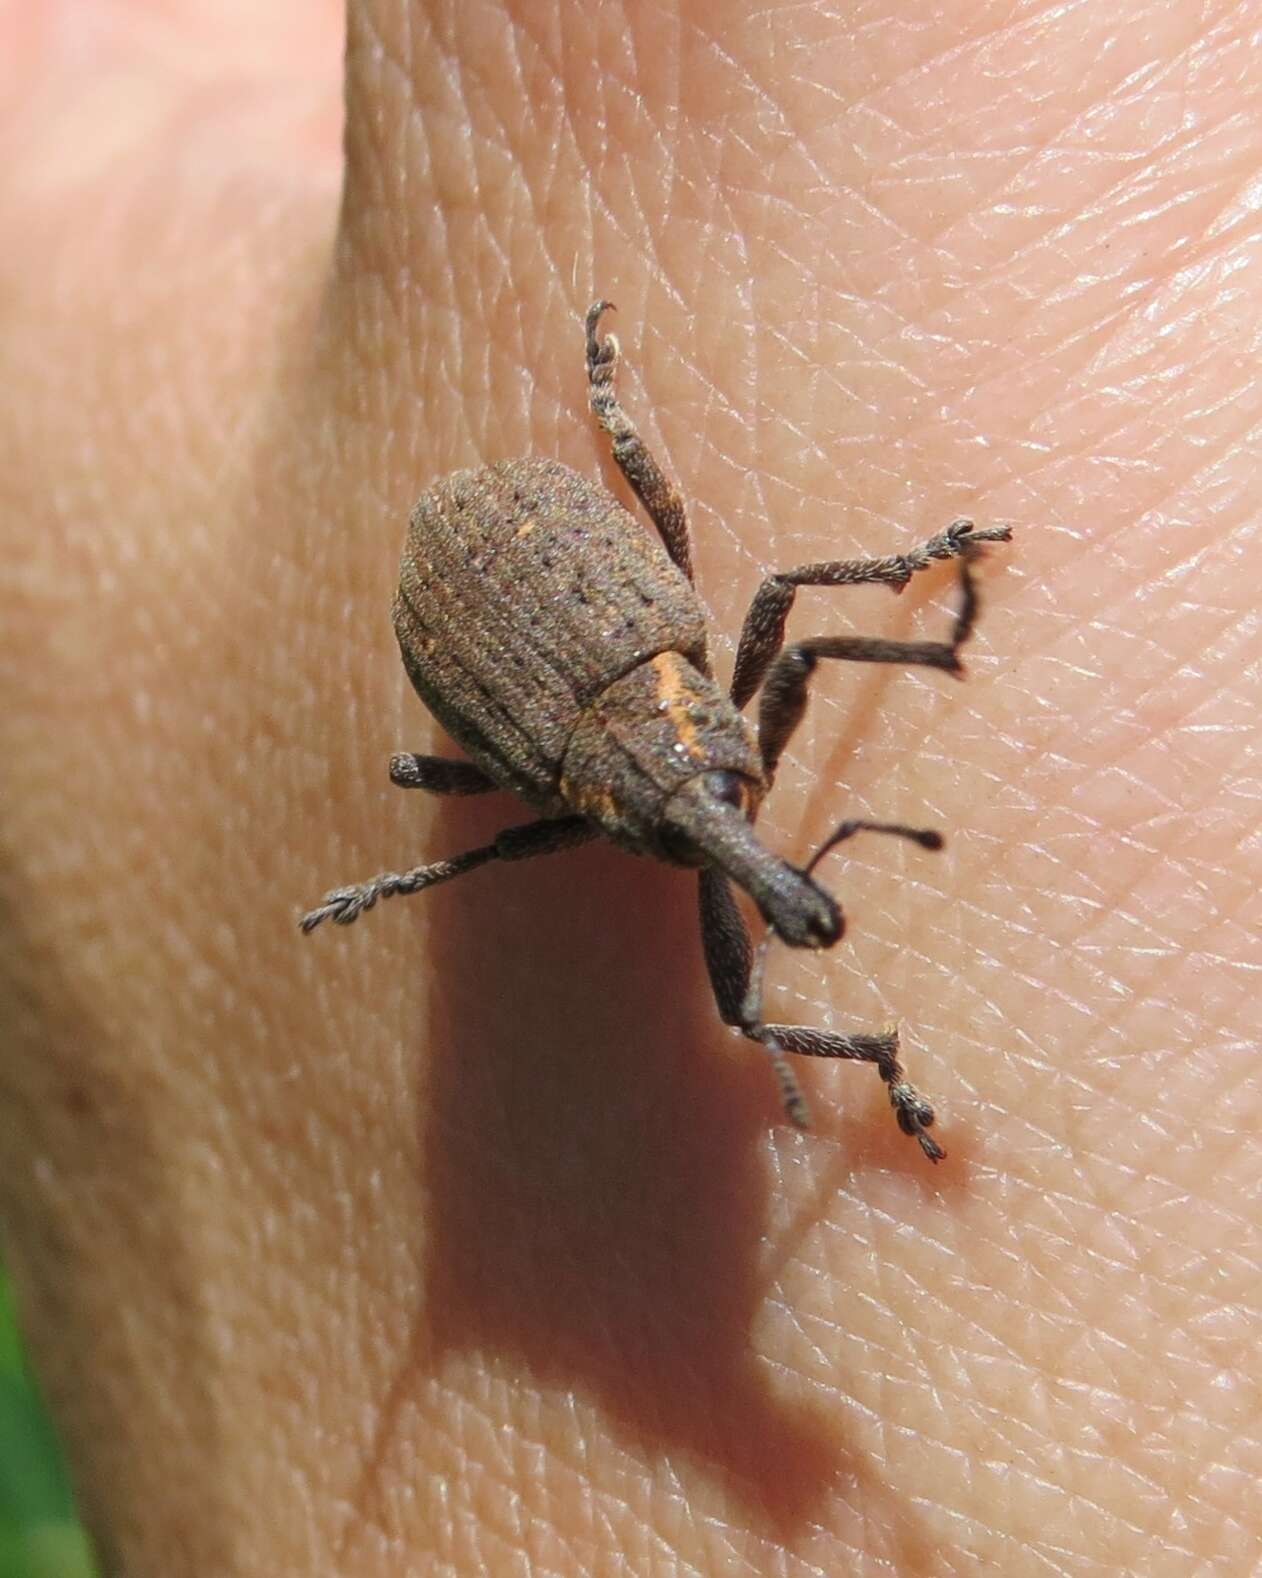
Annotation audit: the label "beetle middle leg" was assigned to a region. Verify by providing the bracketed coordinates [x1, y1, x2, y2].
[730, 518, 1013, 709]
[388, 753, 497, 794]
[755, 545, 1009, 785]
[698, 866, 945, 1159]
[300, 815, 595, 932]
[585, 300, 694, 583]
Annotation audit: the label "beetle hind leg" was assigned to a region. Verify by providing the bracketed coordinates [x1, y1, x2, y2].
[585, 301, 695, 583]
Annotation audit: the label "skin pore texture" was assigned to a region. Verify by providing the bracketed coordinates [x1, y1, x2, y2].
[1, 1, 1259, 1573]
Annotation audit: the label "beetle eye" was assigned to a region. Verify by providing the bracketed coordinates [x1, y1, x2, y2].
[703, 770, 747, 811]
[660, 770, 755, 862]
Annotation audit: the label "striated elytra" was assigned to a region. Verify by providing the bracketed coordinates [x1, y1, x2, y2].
[302, 301, 1011, 1157]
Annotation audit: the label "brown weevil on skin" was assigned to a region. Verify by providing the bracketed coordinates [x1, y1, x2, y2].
[301, 301, 1012, 1160]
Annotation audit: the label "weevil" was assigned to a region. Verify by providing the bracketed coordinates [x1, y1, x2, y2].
[301, 301, 1011, 1159]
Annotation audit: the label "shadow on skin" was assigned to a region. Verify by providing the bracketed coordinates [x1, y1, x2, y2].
[418, 803, 836, 1529]
[356, 786, 954, 1546]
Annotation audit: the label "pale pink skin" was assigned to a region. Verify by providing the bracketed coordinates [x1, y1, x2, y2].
[1, 2, 1259, 1573]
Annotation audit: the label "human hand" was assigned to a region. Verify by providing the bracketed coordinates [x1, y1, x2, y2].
[2, 3, 1258, 1572]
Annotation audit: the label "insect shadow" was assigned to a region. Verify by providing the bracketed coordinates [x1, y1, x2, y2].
[315, 302, 1006, 1549]
[401, 787, 867, 1533]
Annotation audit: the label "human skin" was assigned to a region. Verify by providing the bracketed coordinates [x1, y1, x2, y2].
[1, 1, 1259, 1573]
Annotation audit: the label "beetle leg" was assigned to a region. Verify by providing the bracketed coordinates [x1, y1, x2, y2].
[730, 518, 1012, 709]
[698, 866, 754, 1026]
[697, 867, 946, 1160]
[756, 545, 995, 784]
[388, 753, 497, 794]
[779, 815, 947, 1158]
[765, 1025, 945, 1163]
[698, 868, 810, 1129]
[300, 816, 595, 932]
[585, 301, 695, 583]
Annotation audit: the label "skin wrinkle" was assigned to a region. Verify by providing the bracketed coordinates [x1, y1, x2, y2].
[0, 0, 1260, 1573]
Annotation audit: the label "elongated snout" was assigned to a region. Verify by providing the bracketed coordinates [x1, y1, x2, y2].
[662, 774, 844, 949]
[758, 867, 843, 949]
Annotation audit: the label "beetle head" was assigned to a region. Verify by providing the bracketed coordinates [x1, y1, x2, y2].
[662, 771, 843, 949]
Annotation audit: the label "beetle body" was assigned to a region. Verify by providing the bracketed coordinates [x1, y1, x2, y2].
[303, 302, 1012, 1156]
[394, 456, 727, 819]
[394, 456, 824, 934]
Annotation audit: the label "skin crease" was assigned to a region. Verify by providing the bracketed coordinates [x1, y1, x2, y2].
[0, 0, 1260, 1572]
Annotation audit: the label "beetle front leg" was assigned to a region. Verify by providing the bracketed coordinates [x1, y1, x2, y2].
[767, 1023, 945, 1162]
[697, 868, 947, 1160]
[730, 518, 1012, 708]
[300, 815, 595, 932]
[698, 868, 811, 1129]
[585, 301, 695, 583]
